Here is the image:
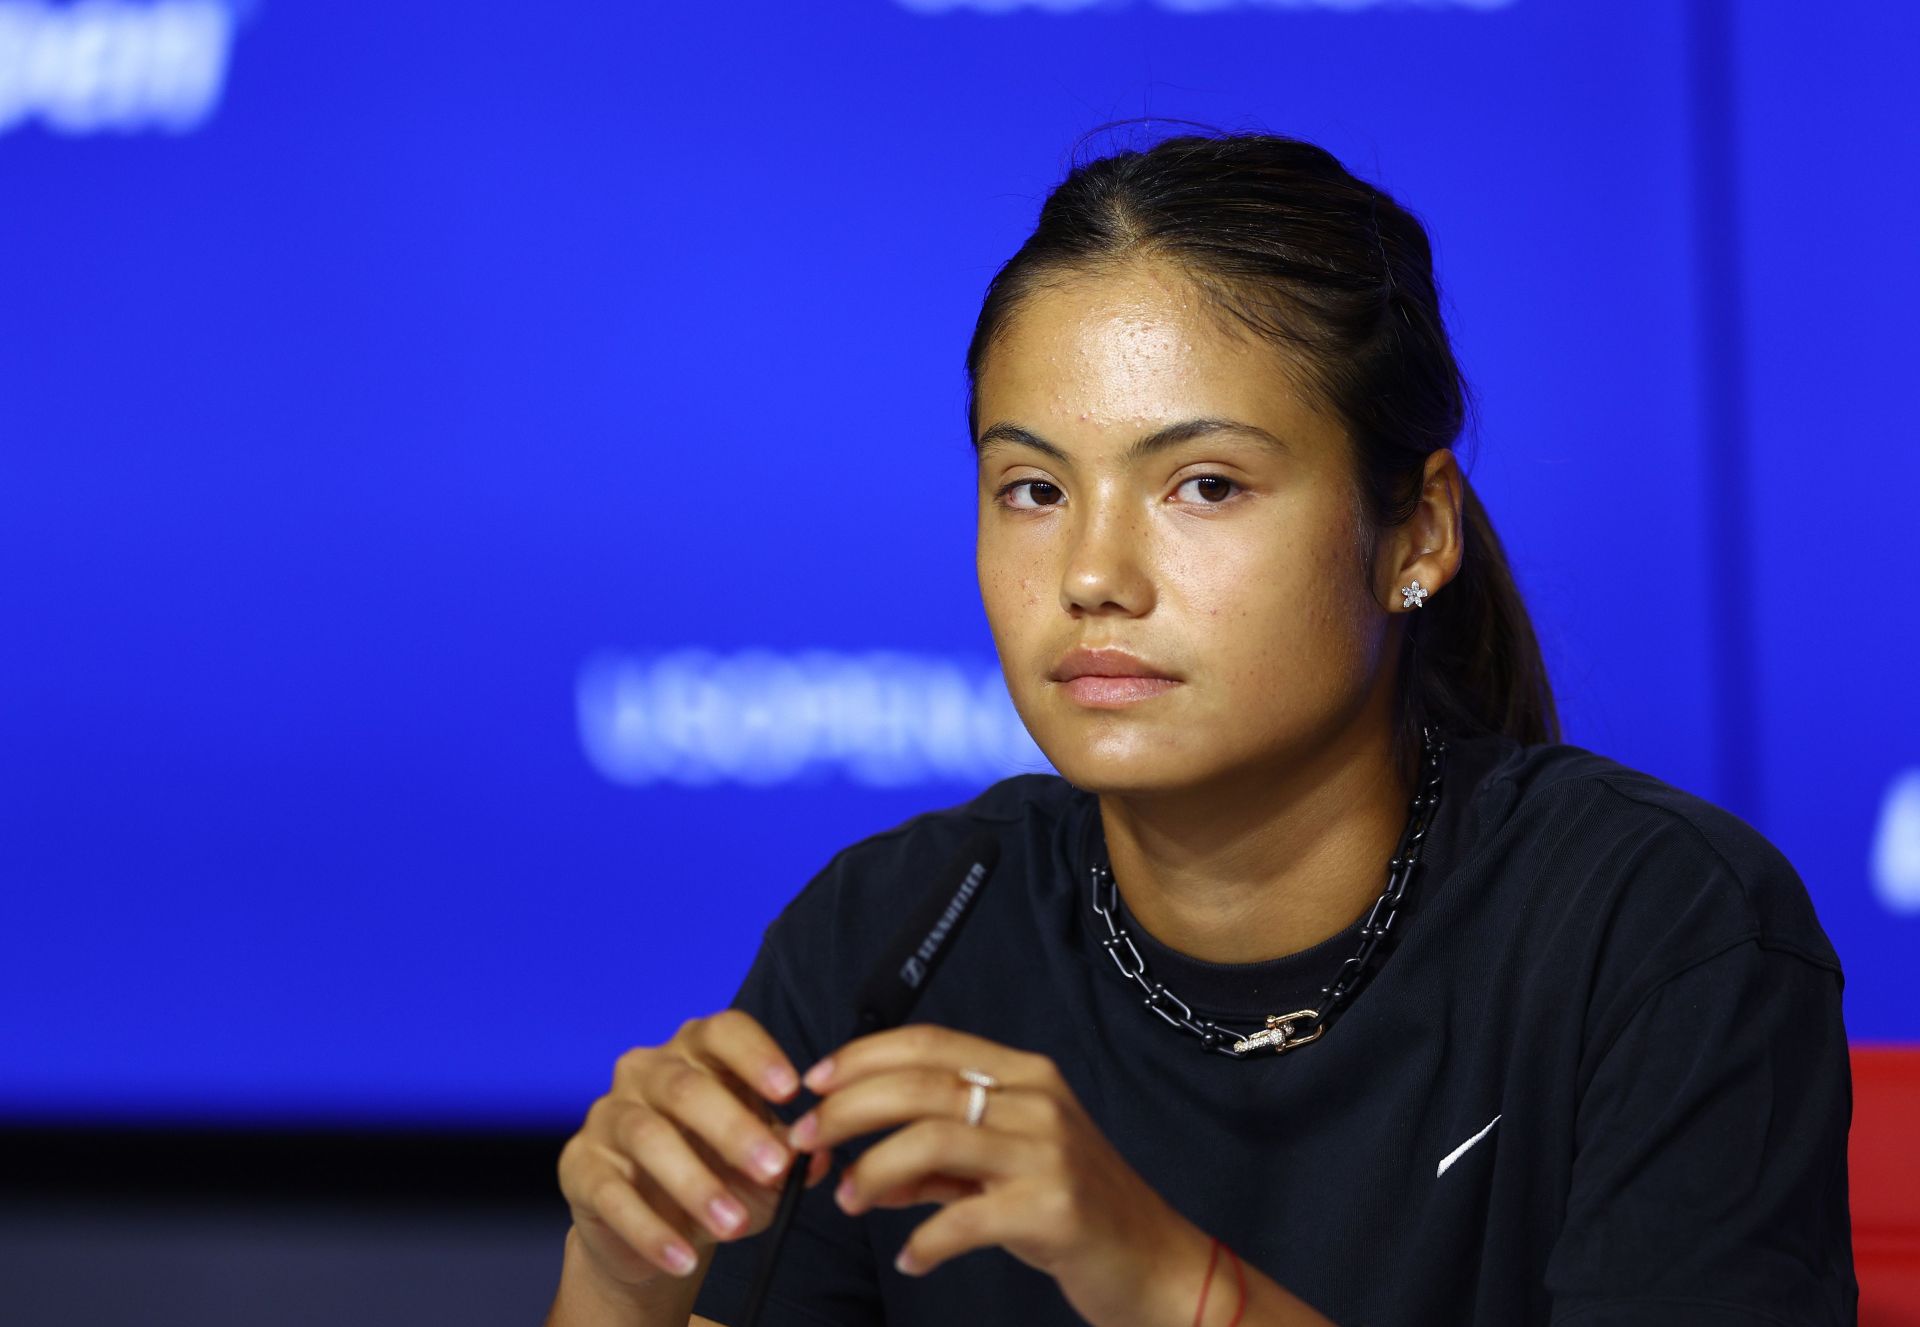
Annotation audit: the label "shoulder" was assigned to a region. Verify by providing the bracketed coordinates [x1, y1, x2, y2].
[1475, 738, 1842, 980]
[765, 772, 1078, 954]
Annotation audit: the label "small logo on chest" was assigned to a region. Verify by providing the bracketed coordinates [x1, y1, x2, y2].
[1435, 1114, 1502, 1177]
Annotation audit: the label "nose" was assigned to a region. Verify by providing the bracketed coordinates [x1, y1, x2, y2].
[1059, 494, 1154, 618]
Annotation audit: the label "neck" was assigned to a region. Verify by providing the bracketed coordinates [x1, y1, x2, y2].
[1096, 721, 1415, 966]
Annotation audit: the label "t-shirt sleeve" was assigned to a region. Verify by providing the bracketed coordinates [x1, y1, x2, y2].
[691, 910, 886, 1327]
[1543, 938, 1857, 1326]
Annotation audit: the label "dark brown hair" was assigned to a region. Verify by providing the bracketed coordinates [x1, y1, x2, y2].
[964, 124, 1559, 780]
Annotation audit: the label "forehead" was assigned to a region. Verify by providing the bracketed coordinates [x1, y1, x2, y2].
[977, 259, 1330, 446]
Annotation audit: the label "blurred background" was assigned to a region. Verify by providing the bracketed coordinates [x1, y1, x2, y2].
[2, 0, 1915, 1323]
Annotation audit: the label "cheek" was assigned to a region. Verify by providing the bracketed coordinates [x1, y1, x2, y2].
[976, 547, 1043, 644]
[979, 507, 1053, 595]
[1166, 525, 1287, 622]
[1170, 523, 1368, 676]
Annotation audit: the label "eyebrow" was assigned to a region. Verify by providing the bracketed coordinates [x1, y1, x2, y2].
[973, 417, 1290, 464]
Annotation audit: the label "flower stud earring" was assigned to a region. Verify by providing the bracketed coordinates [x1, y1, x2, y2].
[1400, 580, 1428, 609]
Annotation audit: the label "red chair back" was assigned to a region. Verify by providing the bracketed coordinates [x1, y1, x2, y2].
[1854, 1046, 1920, 1325]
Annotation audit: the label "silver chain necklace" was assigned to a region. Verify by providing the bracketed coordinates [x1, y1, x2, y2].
[1087, 724, 1448, 1058]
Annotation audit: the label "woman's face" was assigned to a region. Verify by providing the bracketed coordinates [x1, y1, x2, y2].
[974, 259, 1399, 796]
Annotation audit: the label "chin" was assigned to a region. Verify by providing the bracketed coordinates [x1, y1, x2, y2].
[1032, 732, 1215, 797]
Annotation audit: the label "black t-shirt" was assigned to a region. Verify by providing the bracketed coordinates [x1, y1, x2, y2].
[692, 732, 1857, 1326]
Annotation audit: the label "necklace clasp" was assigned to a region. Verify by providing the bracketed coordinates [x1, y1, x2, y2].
[1231, 1009, 1325, 1055]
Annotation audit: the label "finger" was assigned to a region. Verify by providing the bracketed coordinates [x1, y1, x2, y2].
[787, 1066, 960, 1152]
[867, 1174, 978, 1210]
[683, 1009, 803, 1104]
[835, 1118, 1034, 1217]
[681, 1126, 831, 1214]
[803, 1023, 1050, 1097]
[893, 1189, 1033, 1278]
[582, 1175, 704, 1280]
[790, 1068, 1051, 1153]
[641, 1053, 795, 1189]
[614, 1103, 756, 1241]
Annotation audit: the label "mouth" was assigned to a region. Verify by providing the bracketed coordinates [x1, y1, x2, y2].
[1048, 647, 1182, 710]
[1058, 675, 1182, 708]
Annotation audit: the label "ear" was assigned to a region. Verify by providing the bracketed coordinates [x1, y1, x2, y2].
[1378, 448, 1465, 611]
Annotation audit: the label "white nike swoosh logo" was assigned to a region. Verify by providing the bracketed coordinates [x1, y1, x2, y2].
[1435, 1113, 1502, 1177]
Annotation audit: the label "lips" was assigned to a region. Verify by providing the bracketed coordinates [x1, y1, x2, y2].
[1048, 647, 1181, 709]
[1048, 647, 1178, 683]
[1060, 675, 1180, 706]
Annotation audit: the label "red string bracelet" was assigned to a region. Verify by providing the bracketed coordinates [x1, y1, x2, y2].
[1224, 1242, 1247, 1327]
[1192, 1236, 1223, 1326]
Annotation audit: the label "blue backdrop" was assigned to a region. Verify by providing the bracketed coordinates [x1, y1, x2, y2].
[2, 0, 1914, 1127]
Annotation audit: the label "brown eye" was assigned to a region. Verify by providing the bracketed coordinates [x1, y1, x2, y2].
[1003, 480, 1064, 509]
[1175, 475, 1239, 504]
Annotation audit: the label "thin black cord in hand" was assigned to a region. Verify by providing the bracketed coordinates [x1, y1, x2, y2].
[738, 833, 1001, 1322]
[737, 1144, 810, 1327]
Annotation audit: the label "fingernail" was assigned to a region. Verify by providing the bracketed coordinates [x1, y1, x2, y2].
[764, 1064, 798, 1097]
[835, 1177, 858, 1212]
[803, 1057, 835, 1090]
[663, 1242, 697, 1276]
[751, 1140, 789, 1180]
[895, 1248, 921, 1276]
[708, 1195, 746, 1235]
[788, 1113, 818, 1148]
[804, 1151, 832, 1186]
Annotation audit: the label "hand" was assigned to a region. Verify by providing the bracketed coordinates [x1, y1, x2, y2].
[782, 1023, 1200, 1327]
[555, 1010, 835, 1301]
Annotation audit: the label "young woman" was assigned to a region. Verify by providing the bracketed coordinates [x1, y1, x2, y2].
[545, 130, 1855, 1327]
